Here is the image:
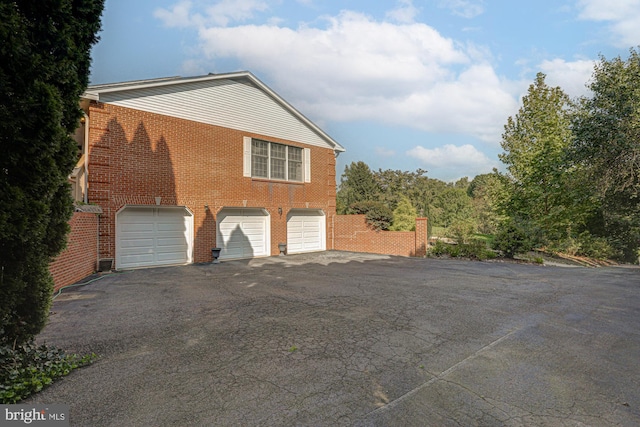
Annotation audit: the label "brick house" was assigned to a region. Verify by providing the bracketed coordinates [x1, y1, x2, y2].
[73, 71, 345, 270]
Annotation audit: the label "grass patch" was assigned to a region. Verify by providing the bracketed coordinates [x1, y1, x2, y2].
[431, 226, 448, 237]
[472, 233, 495, 245]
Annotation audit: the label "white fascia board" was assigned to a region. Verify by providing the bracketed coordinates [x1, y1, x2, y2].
[84, 72, 250, 96]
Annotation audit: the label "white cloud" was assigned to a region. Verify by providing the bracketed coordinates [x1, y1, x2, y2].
[538, 58, 595, 98]
[375, 147, 396, 157]
[439, 0, 484, 19]
[406, 144, 497, 180]
[187, 9, 518, 144]
[204, 0, 269, 26]
[386, 0, 420, 24]
[155, 0, 269, 28]
[180, 59, 207, 76]
[577, 0, 640, 46]
[154, 1, 194, 28]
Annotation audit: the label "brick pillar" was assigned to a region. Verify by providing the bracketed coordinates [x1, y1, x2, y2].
[414, 217, 428, 257]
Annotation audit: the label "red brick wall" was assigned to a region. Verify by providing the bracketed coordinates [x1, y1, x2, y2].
[333, 215, 428, 257]
[414, 217, 428, 257]
[49, 212, 98, 291]
[87, 102, 337, 263]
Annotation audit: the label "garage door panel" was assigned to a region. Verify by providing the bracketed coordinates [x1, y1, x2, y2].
[222, 247, 244, 259]
[156, 238, 188, 249]
[246, 232, 265, 243]
[119, 229, 155, 237]
[157, 221, 186, 232]
[156, 252, 188, 263]
[119, 238, 155, 249]
[120, 253, 154, 265]
[120, 222, 154, 233]
[119, 247, 153, 256]
[242, 222, 264, 230]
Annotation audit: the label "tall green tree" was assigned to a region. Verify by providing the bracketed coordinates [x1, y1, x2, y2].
[454, 177, 470, 191]
[0, 0, 104, 345]
[390, 196, 417, 231]
[572, 48, 640, 261]
[374, 168, 427, 210]
[431, 187, 474, 228]
[374, 168, 445, 235]
[467, 171, 505, 234]
[499, 72, 581, 240]
[336, 161, 380, 214]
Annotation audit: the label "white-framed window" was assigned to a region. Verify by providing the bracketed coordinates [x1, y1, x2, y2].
[244, 137, 309, 182]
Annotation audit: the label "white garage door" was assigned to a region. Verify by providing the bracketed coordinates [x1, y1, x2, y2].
[287, 209, 326, 254]
[217, 208, 270, 260]
[116, 206, 193, 269]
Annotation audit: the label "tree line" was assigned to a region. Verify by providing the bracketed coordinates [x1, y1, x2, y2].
[337, 48, 640, 263]
[336, 163, 490, 234]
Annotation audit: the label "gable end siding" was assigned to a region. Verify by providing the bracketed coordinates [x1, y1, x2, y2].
[98, 79, 333, 151]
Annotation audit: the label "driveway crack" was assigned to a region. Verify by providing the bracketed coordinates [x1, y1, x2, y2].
[364, 325, 523, 416]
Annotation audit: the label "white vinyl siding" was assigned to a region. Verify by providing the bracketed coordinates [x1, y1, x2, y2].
[99, 78, 335, 151]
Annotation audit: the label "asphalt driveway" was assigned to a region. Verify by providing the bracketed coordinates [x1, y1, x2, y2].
[27, 251, 640, 426]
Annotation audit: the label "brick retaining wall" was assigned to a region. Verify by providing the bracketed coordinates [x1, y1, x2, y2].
[333, 215, 428, 257]
[49, 212, 98, 291]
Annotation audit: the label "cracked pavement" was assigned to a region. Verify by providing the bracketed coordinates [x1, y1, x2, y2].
[27, 251, 640, 426]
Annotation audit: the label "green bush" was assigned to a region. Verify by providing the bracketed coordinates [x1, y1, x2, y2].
[547, 235, 580, 256]
[0, 340, 97, 403]
[428, 239, 496, 260]
[546, 231, 617, 260]
[429, 240, 448, 256]
[349, 201, 393, 231]
[462, 239, 494, 260]
[492, 218, 538, 258]
[576, 232, 616, 260]
[431, 226, 448, 237]
[447, 219, 476, 244]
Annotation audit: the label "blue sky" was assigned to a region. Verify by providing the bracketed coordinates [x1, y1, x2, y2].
[90, 0, 640, 182]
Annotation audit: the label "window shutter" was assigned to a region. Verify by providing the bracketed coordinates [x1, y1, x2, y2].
[304, 148, 311, 183]
[243, 137, 252, 177]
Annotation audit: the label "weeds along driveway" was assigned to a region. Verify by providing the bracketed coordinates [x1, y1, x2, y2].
[28, 251, 640, 426]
